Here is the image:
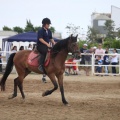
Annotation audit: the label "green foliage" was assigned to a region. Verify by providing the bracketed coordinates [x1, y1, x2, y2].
[50, 26, 55, 33]
[3, 26, 12, 31]
[24, 20, 35, 32]
[103, 38, 120, 49]
[34, 26, 41, 32]
[104, 20, 115, 38]
[13, 26, 23, 33]
[86, 26, 99, 43]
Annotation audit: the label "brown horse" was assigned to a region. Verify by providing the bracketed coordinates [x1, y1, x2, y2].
[0, 34, 80, 105]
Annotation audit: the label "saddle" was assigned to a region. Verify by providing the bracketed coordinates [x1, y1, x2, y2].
[27, 49, 51, 67]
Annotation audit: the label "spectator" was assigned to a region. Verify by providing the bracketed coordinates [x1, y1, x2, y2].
[28, 44, 32, 50]
[103, 51, 110, 76]
[96, 55, 103, 76]
[80, 44, 88, 64]
[111, 49, 118, 75]
[84, 47, 95, 76]
[95, 44, 105, 61]
[32, 44, 37, 51]
[19, 46, 24, 51]
[0, 48, 2, 73]
[95, 44, 105, 72]
[11, 46, 17, 53]
[78, 44, 88, 76]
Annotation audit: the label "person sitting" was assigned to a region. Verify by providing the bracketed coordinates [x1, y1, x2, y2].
[19, 46, 24, 51]
[37, 18, 55, 72]
[28, 44, 32, 50]
[11, 46, 17, 53]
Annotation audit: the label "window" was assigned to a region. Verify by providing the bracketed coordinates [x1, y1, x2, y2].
[98, 20, 106, 26]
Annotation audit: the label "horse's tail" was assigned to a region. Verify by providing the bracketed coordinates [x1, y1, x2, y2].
[0, 53, 16, 91]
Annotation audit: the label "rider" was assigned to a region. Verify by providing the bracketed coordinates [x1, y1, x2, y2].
[37, 18, 55, 72]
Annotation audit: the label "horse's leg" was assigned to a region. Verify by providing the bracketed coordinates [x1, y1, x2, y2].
[42, 74, 58, 96]
[9, 66, 30, 99]
[8, 77, 18, 99]
[17, 70, 31, 99]
[56, 74, 68, 105]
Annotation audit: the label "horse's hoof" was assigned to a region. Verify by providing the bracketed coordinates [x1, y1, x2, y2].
[42, 92, 46, 97]
[65, 104, 70, 107]
[1, 85, 5, 91]
[8, 94, 17, 99]
[42, 90, 49, 97]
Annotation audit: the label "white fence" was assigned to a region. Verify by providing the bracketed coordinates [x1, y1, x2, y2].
[65, 53, 120, 76]
[0, 51, 120, 76]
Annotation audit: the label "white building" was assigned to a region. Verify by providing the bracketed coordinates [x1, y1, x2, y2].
[0, 31, 17, 49]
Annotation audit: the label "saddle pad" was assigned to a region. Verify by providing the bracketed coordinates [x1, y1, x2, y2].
[28, 52, 39, 67]
[27, 51, 50, 67]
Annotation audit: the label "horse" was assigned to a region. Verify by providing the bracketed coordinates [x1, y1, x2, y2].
[0, 34, 80, 105]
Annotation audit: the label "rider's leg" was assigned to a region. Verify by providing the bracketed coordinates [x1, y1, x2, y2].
[37, 44, 48, 72]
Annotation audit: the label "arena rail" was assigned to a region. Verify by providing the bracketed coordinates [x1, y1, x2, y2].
[0, 51, 120, 76]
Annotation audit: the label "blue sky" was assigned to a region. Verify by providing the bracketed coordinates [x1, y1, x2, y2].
[0, 0, 120, 38]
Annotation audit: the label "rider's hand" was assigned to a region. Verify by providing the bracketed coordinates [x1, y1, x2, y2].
[46, 44, 51, 48]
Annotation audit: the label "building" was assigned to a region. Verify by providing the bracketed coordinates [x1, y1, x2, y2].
[91, 6, 120, 38]
[91, 12, 111, 38]
[53, 32, 62, 39]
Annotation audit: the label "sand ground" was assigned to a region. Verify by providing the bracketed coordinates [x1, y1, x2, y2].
[0, 73, 120, 120]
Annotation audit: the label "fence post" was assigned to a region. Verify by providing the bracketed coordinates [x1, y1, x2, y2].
[118, 55, 120, 75]
[91, 54, 94, 76]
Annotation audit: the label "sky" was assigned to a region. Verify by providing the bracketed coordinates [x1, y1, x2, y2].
[0, 0, 120, 38]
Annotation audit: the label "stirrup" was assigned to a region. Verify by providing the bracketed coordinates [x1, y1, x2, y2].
[38, 65, 44, 72]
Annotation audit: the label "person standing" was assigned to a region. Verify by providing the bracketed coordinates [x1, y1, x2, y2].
[103, 51, 110, 75]
[37, 18, 55, 72]
[80, 44, 88, 64]
[96, 56, 103, 76]
[0, 48, 2, 73]
[111, 49, 118, 75]
[95, 44, 105, 61]
[78, 44, 88, 75]
[84, 47, 95, 76]
[95, 44, 105, 73]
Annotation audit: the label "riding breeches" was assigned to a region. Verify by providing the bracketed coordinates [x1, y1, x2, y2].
[37, 44, 48, 65]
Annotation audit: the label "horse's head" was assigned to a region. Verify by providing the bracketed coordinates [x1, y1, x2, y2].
[68, 34, 81, 59]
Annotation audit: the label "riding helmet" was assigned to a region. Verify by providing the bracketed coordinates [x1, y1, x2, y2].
[42, 18, 51, 25]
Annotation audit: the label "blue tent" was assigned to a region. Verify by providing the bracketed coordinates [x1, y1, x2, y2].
[2, 31, 61, 42]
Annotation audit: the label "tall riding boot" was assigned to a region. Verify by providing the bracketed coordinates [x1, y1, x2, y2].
[38, 64, 44, 72]
[38, 54, 45, 72]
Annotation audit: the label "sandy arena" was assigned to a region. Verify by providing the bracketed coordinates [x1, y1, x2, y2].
[0, 73, 120, 120]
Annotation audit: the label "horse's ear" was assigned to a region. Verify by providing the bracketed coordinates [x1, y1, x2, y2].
[70, 34, 73, 38]
[69, 34, 73, 43]
[76, 34, 78, 38]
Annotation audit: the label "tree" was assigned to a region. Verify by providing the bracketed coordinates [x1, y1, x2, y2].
[24, 20, 35, 32]
[104, 20, 115, 39]
[13, 26, 23, 33]
[50, 26, 55, 33]
[66, 23, 80, 36]
[86, 26, 99, 43]
[116, 27, 120, 39]
[3, 26, 12, 31]
[34, 26, 41, 32]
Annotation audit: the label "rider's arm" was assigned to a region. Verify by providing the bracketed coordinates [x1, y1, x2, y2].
[39, 38, 50, 47]
[50, 39, 56, 45]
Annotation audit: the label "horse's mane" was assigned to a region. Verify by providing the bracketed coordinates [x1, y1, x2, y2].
[51, 37, 70, 57]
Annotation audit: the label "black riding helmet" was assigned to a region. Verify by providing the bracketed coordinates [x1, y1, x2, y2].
[42, 18, 51, 25]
